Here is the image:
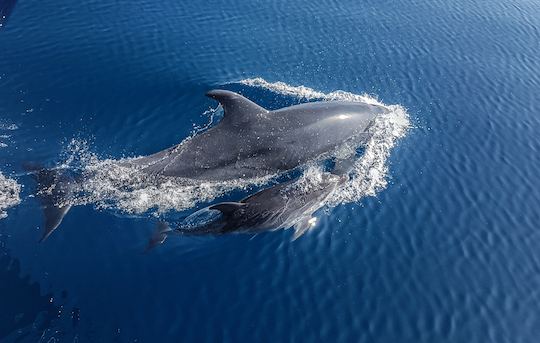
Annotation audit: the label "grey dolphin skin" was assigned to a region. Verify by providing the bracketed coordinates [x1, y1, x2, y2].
[148, 172, 347, 249]
[131, 90, 386, 180]
[34, 90, 384, 241]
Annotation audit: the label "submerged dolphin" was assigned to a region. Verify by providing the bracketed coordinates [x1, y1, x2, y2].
[131, 90, 385, 180]
[148, 171, 347, 249]
[33, 90, 384, 241]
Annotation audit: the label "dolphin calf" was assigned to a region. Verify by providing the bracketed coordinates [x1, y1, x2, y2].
[33, 90, 384, 241]
[147, 169, 349, 249]
[130, 90, 385, 180]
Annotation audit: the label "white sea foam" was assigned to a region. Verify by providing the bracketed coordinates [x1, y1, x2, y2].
[59, 78, 409, 217]
[0, 172, 21, 219]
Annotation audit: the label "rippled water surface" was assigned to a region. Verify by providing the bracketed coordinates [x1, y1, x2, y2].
[1, 0, 540, 342]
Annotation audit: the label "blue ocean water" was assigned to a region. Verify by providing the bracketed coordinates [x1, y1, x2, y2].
[1, 0, 540, 342]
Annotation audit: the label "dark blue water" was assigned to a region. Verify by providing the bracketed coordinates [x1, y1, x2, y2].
[1, 0, 540, 342]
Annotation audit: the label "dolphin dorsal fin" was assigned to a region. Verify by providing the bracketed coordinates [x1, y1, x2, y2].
[206, 90, 267, 124]
[210, 202, 245, 217]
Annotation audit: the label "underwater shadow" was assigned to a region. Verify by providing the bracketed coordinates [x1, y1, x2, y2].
[0, 253, 58, 341]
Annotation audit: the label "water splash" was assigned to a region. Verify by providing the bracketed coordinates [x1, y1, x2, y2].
[0, 172, 21, 219]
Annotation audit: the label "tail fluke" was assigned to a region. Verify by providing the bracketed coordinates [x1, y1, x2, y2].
[25, 164, 74, 242]
[146, 205, 231, 250]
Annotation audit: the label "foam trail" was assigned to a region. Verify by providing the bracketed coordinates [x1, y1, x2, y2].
[239, 77, 383, 105]
[0, 172, 21, 219]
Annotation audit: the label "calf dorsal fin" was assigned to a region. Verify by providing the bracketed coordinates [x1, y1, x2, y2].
[206, 90, 267, 124]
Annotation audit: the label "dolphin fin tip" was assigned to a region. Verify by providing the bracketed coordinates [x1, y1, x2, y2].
[38, 231, 51, 243]
[39, 204, 72, 242]
[205, 89, 267, 121]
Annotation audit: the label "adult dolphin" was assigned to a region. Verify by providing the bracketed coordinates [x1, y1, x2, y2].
[130, 90, 386, 180]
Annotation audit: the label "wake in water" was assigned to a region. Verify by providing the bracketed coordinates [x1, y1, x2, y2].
[26, 78, 410, 239]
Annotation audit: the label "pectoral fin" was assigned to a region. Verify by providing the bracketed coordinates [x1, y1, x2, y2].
[292, 217, 317, 241]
